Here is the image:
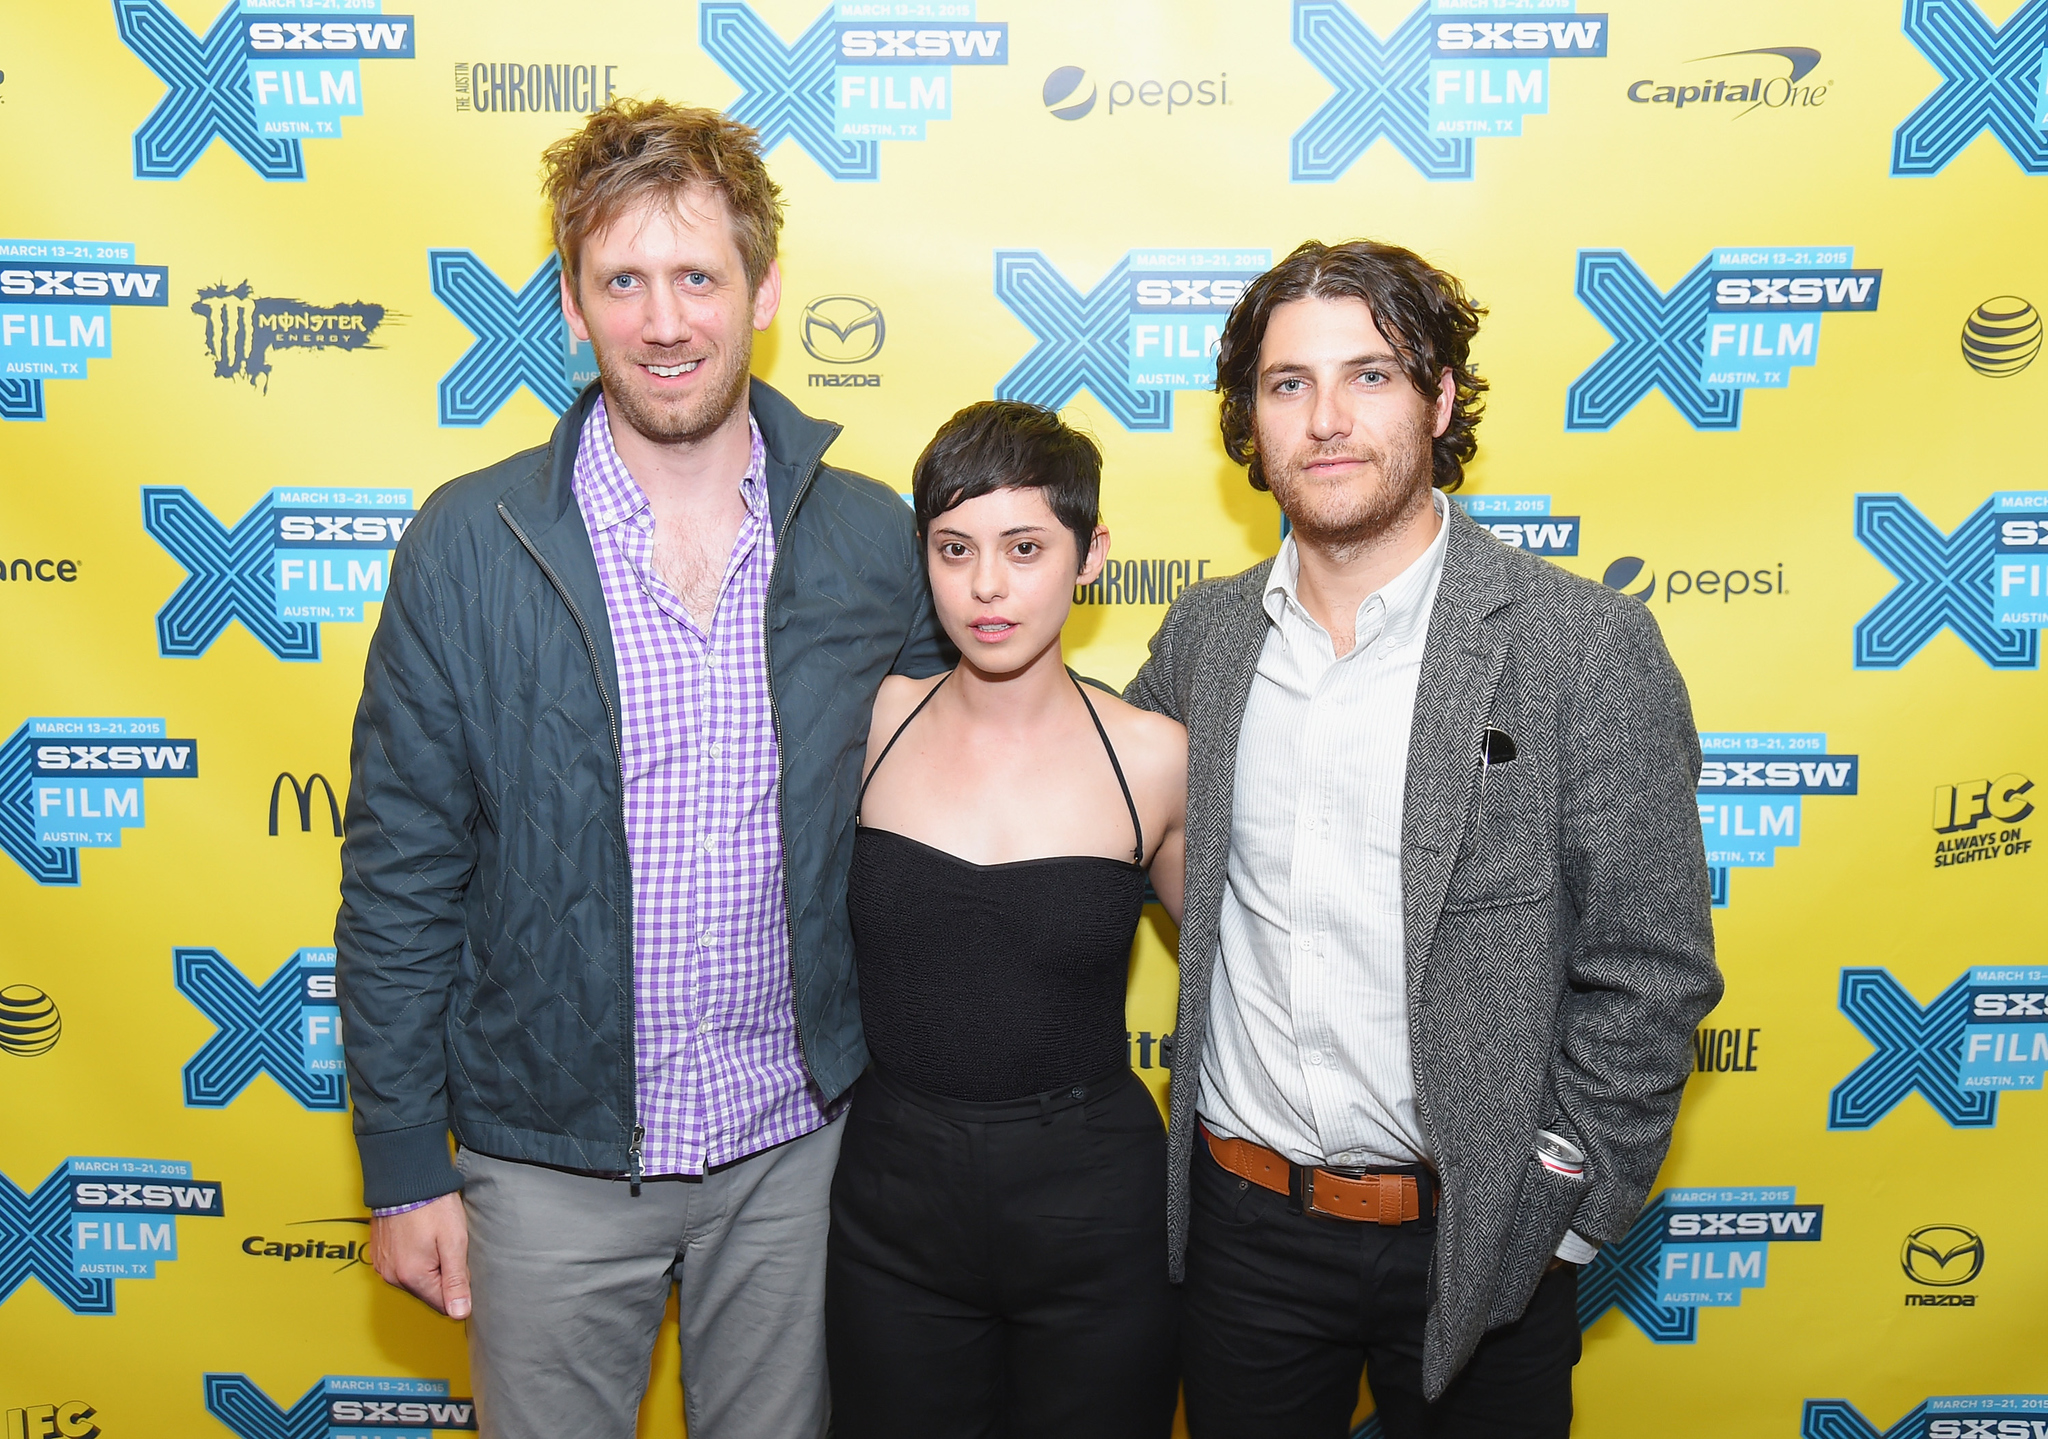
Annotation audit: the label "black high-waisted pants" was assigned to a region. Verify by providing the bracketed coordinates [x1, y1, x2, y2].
[825, 1064, 1180, 1439]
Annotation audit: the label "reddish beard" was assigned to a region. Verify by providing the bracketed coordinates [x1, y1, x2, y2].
[593, 330, 753, 446]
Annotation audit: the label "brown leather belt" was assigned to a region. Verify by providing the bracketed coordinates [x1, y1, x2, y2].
[1203, 1124, 1428, 1225]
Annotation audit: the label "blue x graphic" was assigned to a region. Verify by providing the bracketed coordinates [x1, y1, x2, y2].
[1854, 494, 2037, 670]
[143, 488, 319, 661]
[177, 948, 345, 1111]
[1575, 1194, 1699, 1343]
[0, 724, 80, 886]
[431, 250, 580, 427]
[701, 3, 879, 182]
[1830, 968, 1995, 1130]
[1291, 0, 1469, 183]
[204, 1375, 328, 1439]
[993, 252, 1172, 432]
[115, 0, 305, 182]
[1566, 251, 1741, 433]
[1802, 1399, 1932, 1439]
[1893, 0, 2048, 176]
[1, 1163, 114, 1315]
[1, 378, 44, 422]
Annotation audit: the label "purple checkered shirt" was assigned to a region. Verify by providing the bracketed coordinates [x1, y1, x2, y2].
[372, 396, 826, 1212]
[574, 393, 827, 1176]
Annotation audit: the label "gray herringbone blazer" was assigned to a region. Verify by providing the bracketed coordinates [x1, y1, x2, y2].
[1125, 501, 1721, 1398]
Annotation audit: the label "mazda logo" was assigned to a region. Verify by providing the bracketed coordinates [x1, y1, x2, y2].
[800, 295, 885, 365]
[1901, 1224, 1984, 1286]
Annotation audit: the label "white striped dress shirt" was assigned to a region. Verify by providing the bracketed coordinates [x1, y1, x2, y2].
[1199, 492, 1450, 1171]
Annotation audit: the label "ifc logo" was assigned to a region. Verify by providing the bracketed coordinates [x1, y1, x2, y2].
[1602, 556, 1655, 601]
[1043, 66, 1097, 120]
[0, 983, 62, 1056]
[1961, 296, 2041, 378]
[1901, 1224, 1984, 1286]
[800, 296, 885, 365]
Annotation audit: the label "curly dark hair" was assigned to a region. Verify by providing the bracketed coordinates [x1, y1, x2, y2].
[1215, 239, 1487, 492]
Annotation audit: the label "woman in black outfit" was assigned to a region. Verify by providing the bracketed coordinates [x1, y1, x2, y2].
[825, 401, 1188, 1438]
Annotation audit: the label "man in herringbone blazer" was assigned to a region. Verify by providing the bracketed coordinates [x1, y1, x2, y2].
[1126, 240, 1721, 1438]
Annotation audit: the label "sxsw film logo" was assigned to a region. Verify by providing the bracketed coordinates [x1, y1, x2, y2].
[429, 251, 587, 426]
[1893, 0, 2048, 176]
[1290, 0, 1606, 183]
[1932, 771, 2034, 871]
[1852, 490, 2045, 671]
[1624, 44, 1831, 119]
[1828, 965, 2048, 1131]
[1575, 1186, 1821, 1344]
[1, 240, 168, 423]
[202, 1374, 475, 1439]
[0, 1156, 223, 1315]
[0, 717, 199, 887]
[176, 947, 346, 1111]
[698, 2, 1007, 182]
[142, 485, 416, 660]
[192, 281, 388, 390]
[1800, 1395, 2048, 1439]
[1453, 495, 1578, 555]
[1696, 732, 1856, 908]
[994, 248, 1268, 432]
[115, 0, 413, 181]
[1567, 246, 1879, 432]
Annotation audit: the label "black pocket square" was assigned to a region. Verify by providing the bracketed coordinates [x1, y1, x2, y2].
[1481, 728, 1517, 764]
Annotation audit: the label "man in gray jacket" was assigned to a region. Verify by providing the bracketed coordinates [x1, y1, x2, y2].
[336, 100, 942, 1439]
[1125, 239, 1721, 1437]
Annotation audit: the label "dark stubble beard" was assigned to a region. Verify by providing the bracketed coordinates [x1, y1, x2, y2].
[1263, 409, 1436, 560]
[594, 323, 754, 447]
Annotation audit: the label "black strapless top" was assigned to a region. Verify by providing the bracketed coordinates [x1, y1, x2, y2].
[848, 675, 1149, 1103]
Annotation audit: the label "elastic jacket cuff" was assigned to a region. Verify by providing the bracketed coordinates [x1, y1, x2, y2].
[357, 1121, 462, 1210]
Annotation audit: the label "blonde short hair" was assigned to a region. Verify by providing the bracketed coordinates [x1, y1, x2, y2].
[540, 98, 784, 291]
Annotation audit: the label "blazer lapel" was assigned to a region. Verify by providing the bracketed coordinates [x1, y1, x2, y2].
[1184, 562, 1274, 945]
[1402, 507, 1517, 979]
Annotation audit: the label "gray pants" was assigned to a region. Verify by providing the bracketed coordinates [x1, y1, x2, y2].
[457, 1116, 844, 1439]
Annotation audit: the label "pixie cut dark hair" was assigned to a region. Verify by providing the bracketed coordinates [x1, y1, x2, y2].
[1215, 238, 1487, 492]
[911, 401, 1102, 568]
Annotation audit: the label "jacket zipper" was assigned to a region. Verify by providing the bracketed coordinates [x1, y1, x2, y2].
[764, 448, 828, 1086]
[497, 502, 640, 1188]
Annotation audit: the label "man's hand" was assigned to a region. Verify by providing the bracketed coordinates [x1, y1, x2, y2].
[370, 1192, 471, 1318]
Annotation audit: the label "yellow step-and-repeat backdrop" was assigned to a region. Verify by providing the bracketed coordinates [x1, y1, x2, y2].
[3, 1, 2045, 1435]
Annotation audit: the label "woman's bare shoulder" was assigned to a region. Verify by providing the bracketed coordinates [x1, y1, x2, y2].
[1086, 686, 1187, 771]
[869, 672, 949, 742]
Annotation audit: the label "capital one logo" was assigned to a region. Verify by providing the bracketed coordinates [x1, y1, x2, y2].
[1566, 247, 1879, 432]
[203, 1375, 476, 1439]
[1289, 1, 1606, 184]
[114, 0, 414, 182]
[1800, 1397, 2048, 1439]
[1892, 0, 2048, 176]
[175, 947, 347, 1111]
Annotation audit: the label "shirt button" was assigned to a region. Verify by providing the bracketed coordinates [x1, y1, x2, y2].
[708, 742, 722, 757]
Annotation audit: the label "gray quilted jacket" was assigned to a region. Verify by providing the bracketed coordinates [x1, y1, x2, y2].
[335, 380, 945, 1209]
[1127, 502, 1721, 1397]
